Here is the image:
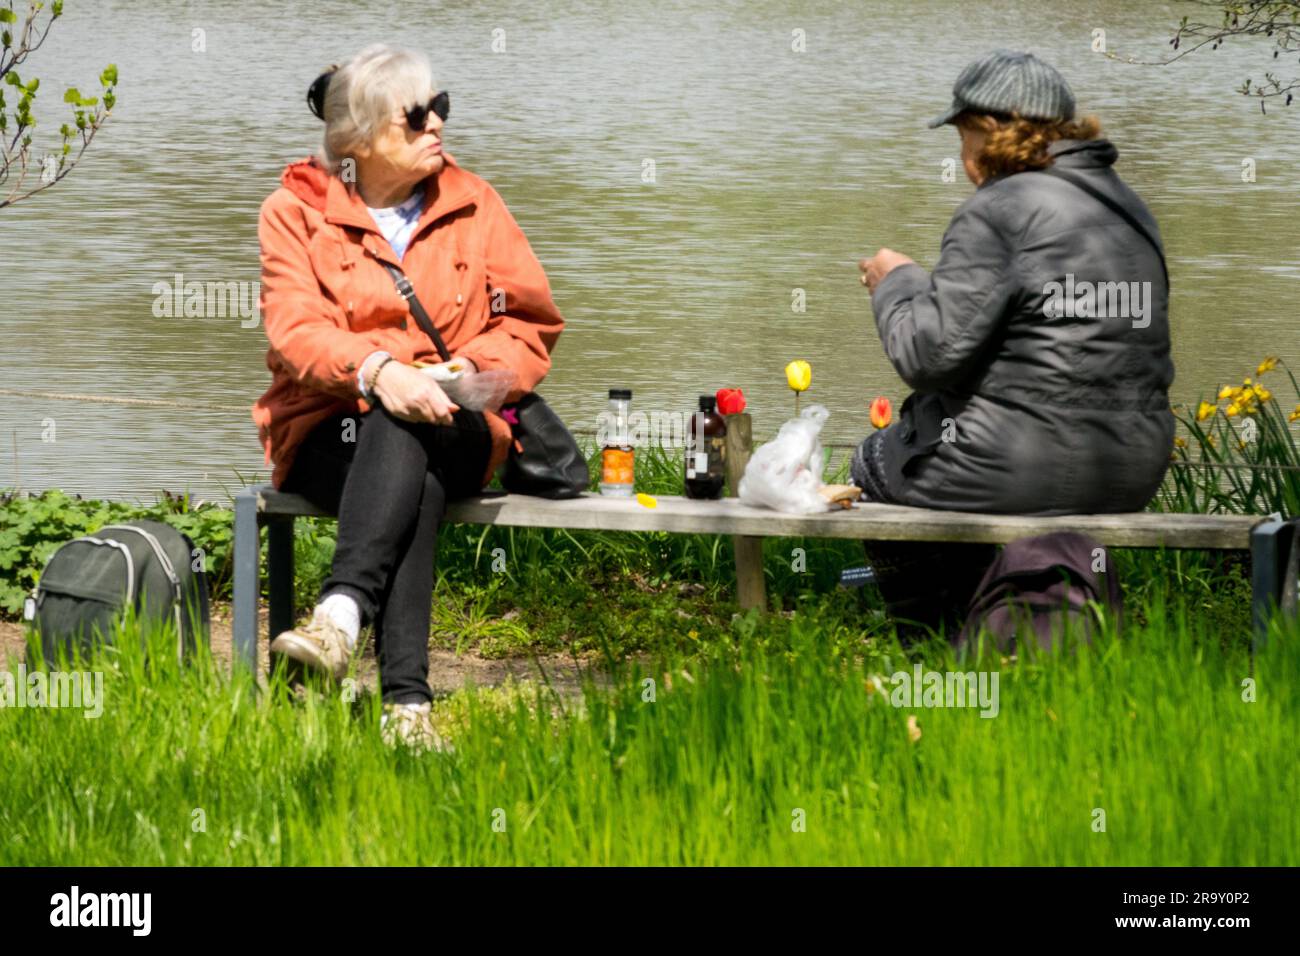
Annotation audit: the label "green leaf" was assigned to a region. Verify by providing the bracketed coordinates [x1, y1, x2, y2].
[0, 9, 16, 24]
[63, 85, 80, 103]
[100, 63, 118, 87]
[4, 71, 20, 87]
[25, 77, 38, 94]
[103, 90, 115, 111]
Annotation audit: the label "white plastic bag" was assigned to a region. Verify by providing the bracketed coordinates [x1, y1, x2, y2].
[738, 404, 832, 514]
[419, 361, 516, 413]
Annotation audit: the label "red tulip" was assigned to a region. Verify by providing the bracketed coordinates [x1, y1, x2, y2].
[716, 387, 747, 415]
[869, 396, 892, 429]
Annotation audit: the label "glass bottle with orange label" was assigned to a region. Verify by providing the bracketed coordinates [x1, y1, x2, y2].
[600, 388, 634, 496]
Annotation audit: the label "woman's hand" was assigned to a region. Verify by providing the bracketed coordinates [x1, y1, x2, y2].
[372, 362, 460, 425]
[859, 248, 917, 294]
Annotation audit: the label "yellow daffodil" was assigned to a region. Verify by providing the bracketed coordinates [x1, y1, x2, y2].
[1253, 385, 1273, 403]
[785, 360, 812, 393]
[1257, 356, 1279, 376]
[1218, 385, 1240, 401]
[1225, 403, 1241, 418]
[1174, 436, 1187, 448]
[1289, 405, 1300, 423]
[1196, 401, 1216, 421]
[1205, 434, 1217, 448]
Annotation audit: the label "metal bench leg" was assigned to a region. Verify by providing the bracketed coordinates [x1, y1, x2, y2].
[267, 516, 295, 653]
[1252, 518, 1296, 652]
[232, 491, 261, 672]
[734, 535, 766, 611]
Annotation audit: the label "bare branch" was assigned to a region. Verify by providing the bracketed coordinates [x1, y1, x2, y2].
[1103, 1, 1300, 109]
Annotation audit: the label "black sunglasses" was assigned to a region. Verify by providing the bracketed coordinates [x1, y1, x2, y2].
[402, 91, 450, 132]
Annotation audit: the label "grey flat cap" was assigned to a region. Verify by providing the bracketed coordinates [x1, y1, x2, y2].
[929, 49, 1075, 128]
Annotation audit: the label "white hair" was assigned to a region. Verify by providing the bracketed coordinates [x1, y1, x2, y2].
[318, 44, 435, 175]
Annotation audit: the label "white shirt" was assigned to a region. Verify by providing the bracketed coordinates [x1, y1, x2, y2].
[366, 185, 425, 261]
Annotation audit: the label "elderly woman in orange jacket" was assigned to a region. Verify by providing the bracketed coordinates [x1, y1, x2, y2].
[250, 44, 564, 749]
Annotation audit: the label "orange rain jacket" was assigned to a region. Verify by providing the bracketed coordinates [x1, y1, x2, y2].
[251, 152, 565, 490]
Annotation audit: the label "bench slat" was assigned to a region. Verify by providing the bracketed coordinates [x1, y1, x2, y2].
[249, 487, 1258, 549]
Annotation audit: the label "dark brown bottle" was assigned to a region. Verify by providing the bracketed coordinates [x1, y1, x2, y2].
[685, 395, 727, 499]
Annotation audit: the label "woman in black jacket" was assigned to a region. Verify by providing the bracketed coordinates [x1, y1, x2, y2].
[853, 50, 1174, 635]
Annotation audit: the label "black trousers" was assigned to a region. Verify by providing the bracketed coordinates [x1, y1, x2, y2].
[282, 404, 492, 704]
[851, 430, 995, 640]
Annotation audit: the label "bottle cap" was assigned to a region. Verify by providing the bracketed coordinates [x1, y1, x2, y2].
[609, 388, 632, 400]
[698, 395, 716, 412]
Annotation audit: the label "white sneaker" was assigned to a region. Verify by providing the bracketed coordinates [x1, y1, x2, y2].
[380, 701, 452, 754]
[269, 607, 355, 682]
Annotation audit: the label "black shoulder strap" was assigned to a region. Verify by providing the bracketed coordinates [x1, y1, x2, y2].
[380, 261, 452, 361]
[1037, 165, 1169, 287]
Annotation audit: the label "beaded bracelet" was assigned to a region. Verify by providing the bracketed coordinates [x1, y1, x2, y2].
[365, 355, 396, 397]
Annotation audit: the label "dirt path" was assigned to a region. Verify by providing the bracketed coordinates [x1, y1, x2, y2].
[1, 601, 610, 699]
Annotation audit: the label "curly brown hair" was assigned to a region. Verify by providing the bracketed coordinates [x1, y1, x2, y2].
[956, 111, 1103, 181]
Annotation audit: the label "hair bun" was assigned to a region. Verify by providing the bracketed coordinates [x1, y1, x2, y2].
[306, 66, 340, 121]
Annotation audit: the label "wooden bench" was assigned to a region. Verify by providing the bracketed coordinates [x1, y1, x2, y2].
[230, 483, 1295, 670]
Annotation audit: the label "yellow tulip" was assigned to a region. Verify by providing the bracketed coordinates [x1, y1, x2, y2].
[784, 360, 812, 393]
[1196, 401, 1216, 422]
[1257, 356, 1279, 376]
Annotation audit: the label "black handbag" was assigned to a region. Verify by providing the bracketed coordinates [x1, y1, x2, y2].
[382, 262, 589, 498]
[499, 392, 590, 498]
[879, 391, 951, 495]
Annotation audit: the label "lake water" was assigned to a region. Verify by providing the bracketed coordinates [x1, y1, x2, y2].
[3, 0, 1297, 503]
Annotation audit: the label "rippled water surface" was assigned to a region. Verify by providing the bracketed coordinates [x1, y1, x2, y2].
[3, 0, 1297, 501]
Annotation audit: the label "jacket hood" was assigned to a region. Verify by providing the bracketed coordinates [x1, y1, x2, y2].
[277, 152, 466, 213]
[1047, 137, 1118, 169]
[280, 156, 332, 210]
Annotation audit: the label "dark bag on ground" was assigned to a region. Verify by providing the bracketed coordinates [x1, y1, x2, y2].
[956, 531, 1122, 652]
[24, 519, 210, 665]
[500, 392, 590, 499]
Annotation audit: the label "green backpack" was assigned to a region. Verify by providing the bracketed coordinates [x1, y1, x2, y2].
[24, 519, 210, 665]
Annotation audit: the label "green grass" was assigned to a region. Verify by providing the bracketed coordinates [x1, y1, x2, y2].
[1, 592, 1294, 866]
[1, 417, 1295, 866]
